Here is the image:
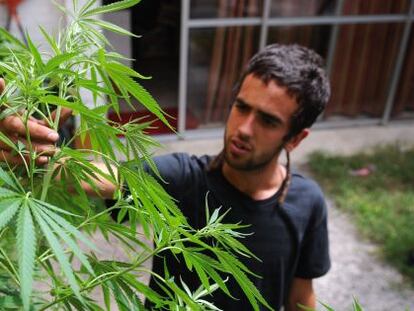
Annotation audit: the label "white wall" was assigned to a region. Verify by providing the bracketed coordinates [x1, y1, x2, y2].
[0, 0, 66, 52]
[103, 9, 132, 67]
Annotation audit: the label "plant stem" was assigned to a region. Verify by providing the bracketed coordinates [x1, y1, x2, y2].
[23, 108, 35, 192]
[39, 160, 56, 201]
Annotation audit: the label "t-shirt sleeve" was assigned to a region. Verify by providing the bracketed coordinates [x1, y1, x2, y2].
[294, 188, 330, 279]
[106, 153, 192, 213]
[147, 153, 193, 201]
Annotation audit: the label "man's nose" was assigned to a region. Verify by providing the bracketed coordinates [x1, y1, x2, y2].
[238, 113, 255, 137]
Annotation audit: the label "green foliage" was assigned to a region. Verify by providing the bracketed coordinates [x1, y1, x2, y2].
[299, 297, 364, 311]
[308, 144, 414, 283]
[0, 0, 272, 310]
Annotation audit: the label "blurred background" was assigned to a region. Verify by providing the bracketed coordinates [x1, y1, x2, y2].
[1, 0, 413, 138]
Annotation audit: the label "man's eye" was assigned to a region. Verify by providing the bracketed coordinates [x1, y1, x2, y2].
[234, 102, 249, 112]
[260, 115, 279, 127]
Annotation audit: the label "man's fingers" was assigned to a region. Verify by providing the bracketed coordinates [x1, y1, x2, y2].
[0, 139, 56, 156]
[0, 150, 49, 166]
[1, 115, 59, 143]
[37, 108, 72, 127]
[0, 78, 4, 94]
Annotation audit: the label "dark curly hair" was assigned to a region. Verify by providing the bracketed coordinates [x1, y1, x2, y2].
[233, 44, 331, 141]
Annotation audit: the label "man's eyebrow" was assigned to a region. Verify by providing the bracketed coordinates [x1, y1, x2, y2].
[235, 97, 250, 106]
[257, 110, 283, 124]
[235, 97, 284, 124]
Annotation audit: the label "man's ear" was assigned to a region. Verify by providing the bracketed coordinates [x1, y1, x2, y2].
[284, 129, 309, 152]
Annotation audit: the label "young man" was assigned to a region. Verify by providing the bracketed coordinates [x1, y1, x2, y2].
[0, 44, 331, 310]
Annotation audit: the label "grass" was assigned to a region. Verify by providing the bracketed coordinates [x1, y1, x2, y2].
[307, 144, 414, 283]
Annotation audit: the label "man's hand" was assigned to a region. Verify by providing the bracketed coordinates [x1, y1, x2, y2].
[0, 78, 71, 165]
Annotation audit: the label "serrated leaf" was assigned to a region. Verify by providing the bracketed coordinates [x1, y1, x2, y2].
[44, 52, 78, 73]
[85, 19, 138, 37]
[39, 26, 60, 55]
[36, 202, 98, 252]
[78, 0, 98, 16]
[36, 205, 94, 275]
[26, 33, 44, 71]
[352, 298, 364, 311]
[16, 201, 36, 311]
[82, 0, 141, 17]
[76, 78, 117, 97]
[0, 187, 19, 199]
[0, 167, 21, 192]
[217, 252, 273, 311]
[0, 199, 21, 231]
[319, 300, 335, 311]
[106, 69, 173, 130]
[0, 61, 18, 75]
[40, 95, 104, 121]
[0, 28, 26, 49]
[33, 199, 81, 217]
[31, 204, 83, 302]
[105, 61, 150, 79]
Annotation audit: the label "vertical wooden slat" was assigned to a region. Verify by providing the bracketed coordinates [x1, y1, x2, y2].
[204, 0, 228, 124]
[213, 0, 245, 121]
[326, 0, 359, 116]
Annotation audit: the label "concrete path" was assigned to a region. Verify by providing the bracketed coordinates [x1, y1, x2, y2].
[314, 200, 414, 311]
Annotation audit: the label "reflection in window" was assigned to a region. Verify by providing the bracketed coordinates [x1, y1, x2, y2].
[327, 23, 404, 118]
[190, 0, 263, 19]
[341, 0, 409, 15]
[267, 25, 331, 58]
[270, 0, 336, 17]
[188, 27, 260, 128]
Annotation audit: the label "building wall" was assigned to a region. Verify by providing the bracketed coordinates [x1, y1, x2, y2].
[0, 0, 66, 52]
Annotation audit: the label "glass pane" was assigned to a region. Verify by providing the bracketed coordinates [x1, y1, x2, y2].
[190, 0, 263, 19]
[266, 25, 331, 59]
[341, 0, 409, 15]
[270, 0, 409, 17]
[187, 27, 261, 129]
[393, 24, 414, 120]
[326, 23, 404, 119]
[107, 1, 180, 135]
[270, 0, 337, 17]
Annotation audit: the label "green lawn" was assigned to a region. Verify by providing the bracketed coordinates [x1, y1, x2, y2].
[307, 144, 414, 283]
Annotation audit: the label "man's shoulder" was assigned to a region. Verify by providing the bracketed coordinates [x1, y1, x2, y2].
[290, 171, 324, 201]
[153, 153, 212, 172]
[149, 153, 214, 189]
[285, 171, 327, 224]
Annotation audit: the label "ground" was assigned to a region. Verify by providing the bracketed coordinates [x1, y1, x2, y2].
[315, 199, 414, 310]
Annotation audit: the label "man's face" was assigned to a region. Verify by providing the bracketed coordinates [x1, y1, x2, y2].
[223, 74, 299, 171]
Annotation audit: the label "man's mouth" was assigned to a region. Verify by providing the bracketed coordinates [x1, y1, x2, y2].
[229, 138, 251, 156]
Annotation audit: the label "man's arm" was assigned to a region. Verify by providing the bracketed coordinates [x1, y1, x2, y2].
[286, 277, 316, 311]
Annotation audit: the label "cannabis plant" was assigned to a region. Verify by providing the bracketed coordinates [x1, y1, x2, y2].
[0, 0, 271, 310]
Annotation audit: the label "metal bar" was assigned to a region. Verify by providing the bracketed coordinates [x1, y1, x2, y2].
[267, 14, 407, 26]
[314, 118, 383, 130]
[318, 0, 345, 122]
[259, 0, 271, 50]
[381, 0, 414, 124]
[178, 0, 190, 137]
[326, 0, 345, 75]
[188, 14, 407, 29]
[189, 17, 262, 28]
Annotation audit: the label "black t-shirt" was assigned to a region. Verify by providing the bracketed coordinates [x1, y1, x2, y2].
[145, 153, 330, 310]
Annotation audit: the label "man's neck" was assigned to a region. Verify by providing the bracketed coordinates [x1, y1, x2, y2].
[221, 161, 286, 201]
